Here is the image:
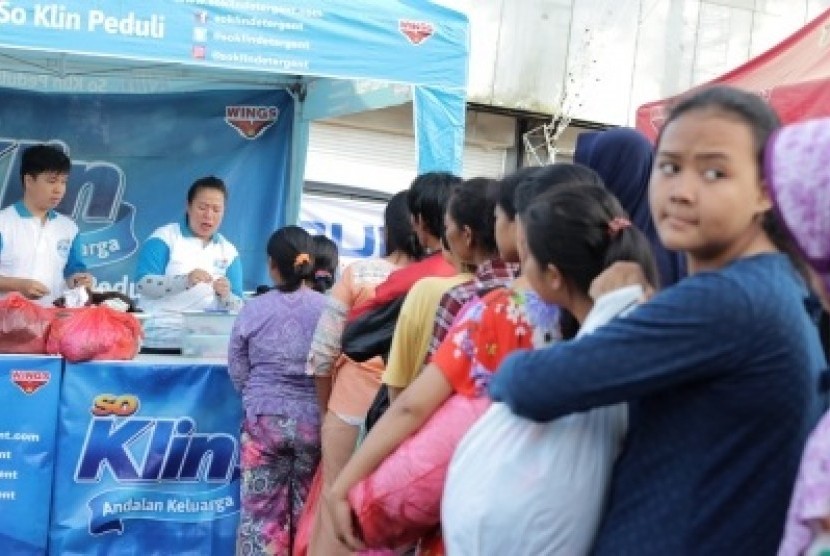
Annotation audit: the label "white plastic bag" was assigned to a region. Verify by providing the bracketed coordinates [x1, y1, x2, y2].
[441, 285, 642, 556]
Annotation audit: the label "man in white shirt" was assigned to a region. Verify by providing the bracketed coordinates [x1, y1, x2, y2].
[0, 144, 93, 306]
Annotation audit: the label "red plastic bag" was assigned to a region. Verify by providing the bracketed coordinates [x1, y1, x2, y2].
[347, 395, 490, 549]
[46, 305, 143, 362]
[0, 293, 52, 354]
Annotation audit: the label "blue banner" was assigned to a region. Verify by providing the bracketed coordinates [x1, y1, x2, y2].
[0, 87, 292, 293]
[0, 1, 468, 90]
[49, 359, 243, 556]
[0, 355, 63, 556]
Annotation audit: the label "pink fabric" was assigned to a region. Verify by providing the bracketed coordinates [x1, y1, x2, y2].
[779, 411, 830, 555]
[766, 117, 830, 297]
[348, 395, 490, 549]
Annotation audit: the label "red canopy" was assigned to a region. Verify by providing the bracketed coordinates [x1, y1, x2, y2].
[635, 6, 830, 140]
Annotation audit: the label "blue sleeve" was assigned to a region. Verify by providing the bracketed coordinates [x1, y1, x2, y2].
[226, 255, 244, 298]
[63, 234, 87, 278]
[488, 274, 756, 422]
[135, 237, 171, 281]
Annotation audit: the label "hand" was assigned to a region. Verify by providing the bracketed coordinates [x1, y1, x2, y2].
[324, 486, 364, 551]
[212, 276, 230, 299]
[187, 269, 213, 288]
[589, 261, 655, 301]
[69, 272, 94, 289]
[19, 279, 50, 300]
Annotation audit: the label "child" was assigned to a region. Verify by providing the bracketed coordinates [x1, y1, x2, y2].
[489, 85, 826, 554]
[324, 164, 657, 552]
[228, 225, 327, 555]
[442, 183, 658, 555]
[770, 117, 830, 556]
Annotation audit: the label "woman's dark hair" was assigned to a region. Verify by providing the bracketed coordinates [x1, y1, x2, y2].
[658, 85, 807, 278]
[522, 184, 658, 338]
[253, 285, 272, 296]
[495, 166, 544, 220]
[447, 177, 499, 257]
[384, 190, 422, 259]
[406, 171, 461, 240]
[440, 232, 451, 252]
[267, 225, 315, 293]
[312, 235, 339, 293]
[514, 163, 605, 215]
[187, 175, 227, 204]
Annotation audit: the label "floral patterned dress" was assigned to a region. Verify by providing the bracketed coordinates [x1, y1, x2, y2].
[432, 286, 561, 397]
[420, 286, 561, 556]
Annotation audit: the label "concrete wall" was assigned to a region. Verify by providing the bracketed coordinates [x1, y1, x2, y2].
[438, 0, 830, 124]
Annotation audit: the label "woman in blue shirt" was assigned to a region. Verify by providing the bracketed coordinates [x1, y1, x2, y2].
[134, 176, 243, 350]
[490, 86, 826, 555]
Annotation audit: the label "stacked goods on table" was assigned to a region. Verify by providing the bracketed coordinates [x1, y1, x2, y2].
[0, 291, 143, 362]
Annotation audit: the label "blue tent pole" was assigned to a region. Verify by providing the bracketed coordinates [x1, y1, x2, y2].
[413, 85, 466, 176]
[287, 91, 311, 225]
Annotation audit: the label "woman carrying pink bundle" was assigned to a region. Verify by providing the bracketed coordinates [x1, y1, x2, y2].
[772, 117, 830, 556]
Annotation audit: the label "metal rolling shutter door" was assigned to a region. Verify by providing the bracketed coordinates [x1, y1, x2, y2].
[305, 123, 507, 197]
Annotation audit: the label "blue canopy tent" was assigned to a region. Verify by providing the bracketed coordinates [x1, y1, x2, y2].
[0, 0, 469, 290]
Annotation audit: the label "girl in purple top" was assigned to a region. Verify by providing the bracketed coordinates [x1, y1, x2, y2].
[229, 225, 328, 556]
[771, 118, 830, 556]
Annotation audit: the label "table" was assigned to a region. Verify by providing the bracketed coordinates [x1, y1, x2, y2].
[0, 355, 63, 556]
[0, 354, 243, 556]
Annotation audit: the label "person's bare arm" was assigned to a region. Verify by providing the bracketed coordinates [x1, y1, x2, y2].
[0, 276, 49, 299]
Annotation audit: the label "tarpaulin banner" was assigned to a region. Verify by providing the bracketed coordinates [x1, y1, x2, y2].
[0, 86, 292, 292]
[48, 359, 243, 555]
[635, 6, 830, 141]
[299, 193, 386, 271]
[0, 354, 63, 556]
[0, 0, 468, 90]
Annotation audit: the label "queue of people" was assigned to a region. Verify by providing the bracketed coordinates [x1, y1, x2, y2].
[5, 83, 830, 556]
[226, 86, 830, 556]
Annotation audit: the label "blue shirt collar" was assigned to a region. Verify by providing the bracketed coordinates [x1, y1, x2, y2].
[14, 201, 57, 220]
[179, 217, 219, 244]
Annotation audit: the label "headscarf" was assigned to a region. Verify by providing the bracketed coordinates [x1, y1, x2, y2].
[766, 117, 830, 298]
[574, 127, 687, 288]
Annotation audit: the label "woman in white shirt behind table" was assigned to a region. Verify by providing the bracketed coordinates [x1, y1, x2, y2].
[134, 176, 244, 352]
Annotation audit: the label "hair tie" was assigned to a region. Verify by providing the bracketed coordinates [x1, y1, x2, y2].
[314, 269, 332, 280]
[294, 253, 311, 267]
[608, 217, 632, 238]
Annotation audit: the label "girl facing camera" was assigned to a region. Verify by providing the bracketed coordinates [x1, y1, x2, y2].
[489, 85, 825, 554]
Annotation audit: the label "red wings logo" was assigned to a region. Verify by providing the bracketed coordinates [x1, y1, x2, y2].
[11, 370, 50, 395]
[399, 20, 435, 45]
[225, 106, 280, 140]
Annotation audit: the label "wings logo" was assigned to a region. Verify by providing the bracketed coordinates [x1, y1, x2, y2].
[399, 19, 435, 46]
[11, 370, 50, 394]
[224, 106, 280, 140]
